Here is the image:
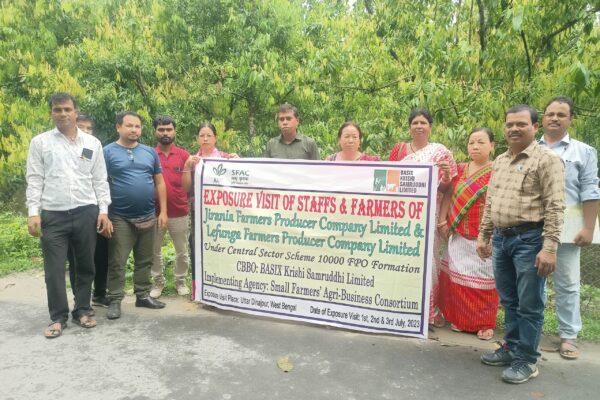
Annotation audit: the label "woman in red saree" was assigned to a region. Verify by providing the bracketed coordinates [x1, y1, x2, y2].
[388, 108, 457, 328]
[438, 128, 498, 340]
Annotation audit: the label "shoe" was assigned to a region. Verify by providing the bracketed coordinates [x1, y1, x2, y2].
[107, 301, 121, 320]
[92, 295, 111, 308]
[481, 343, 513, 366]
[501, 362, 539, 384]
[135, 295, 165, 309]
[150, 282, 165, 299]
[176, 282, 190, 296]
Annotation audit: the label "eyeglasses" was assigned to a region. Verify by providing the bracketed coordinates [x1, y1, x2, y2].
[126, 149, 134, 162]
[544, 112, 570, 119]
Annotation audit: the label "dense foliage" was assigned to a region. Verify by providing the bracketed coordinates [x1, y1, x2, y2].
[0, 213, 42, 275]
[1, 0, 599, 208]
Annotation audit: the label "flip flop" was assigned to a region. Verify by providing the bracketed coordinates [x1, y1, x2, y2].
[559, 339, 579, 360]
[44, 321, 66, 339]
[477, 329, 494, 340]
[430, 314, 446, 328]
[72, 314, 97, 329]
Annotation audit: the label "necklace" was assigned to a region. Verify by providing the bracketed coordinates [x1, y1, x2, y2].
[409, 142, 415, 154]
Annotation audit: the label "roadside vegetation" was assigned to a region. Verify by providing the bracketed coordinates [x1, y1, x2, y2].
[2, 211, 598, 341]
[0, 212, 188, 296]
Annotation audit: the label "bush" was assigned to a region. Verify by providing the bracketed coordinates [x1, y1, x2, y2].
[0, 213, 43, 276]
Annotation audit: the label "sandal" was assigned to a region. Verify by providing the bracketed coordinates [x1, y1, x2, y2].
[430, 314, 446, 328]
[73, 314, 97, 329]
[477, 328, 494, 341]
[44, 321, 66, 339]
[559, 339, 579, 360]
[450, 324, 463, 332]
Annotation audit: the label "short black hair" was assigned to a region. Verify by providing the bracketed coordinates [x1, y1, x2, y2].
[544, 96, 574, 117]
[408, 108, 433, 125]
[469, 127, 494, 143]
[338, 121, 363, 139]
[48, 92, 77, 110]
[198, 122, 217, 136]
[505, 104, 538, 124]
[277, 103, 299, 119]
[116, 111, 142, 126]
[153, 115, 176, 129]
[76, 113, 93, 123]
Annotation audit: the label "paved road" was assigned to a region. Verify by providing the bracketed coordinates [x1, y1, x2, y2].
[0, 272, 598, 400]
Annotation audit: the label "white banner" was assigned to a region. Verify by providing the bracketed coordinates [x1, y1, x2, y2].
[193, 159, 437, 338]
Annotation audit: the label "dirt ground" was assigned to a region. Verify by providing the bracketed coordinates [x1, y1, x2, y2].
[1, 271, 599, 400]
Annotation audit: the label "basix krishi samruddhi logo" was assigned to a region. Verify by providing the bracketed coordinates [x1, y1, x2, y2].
[374, 168, 426, 194]
[373, 169, 400, 192]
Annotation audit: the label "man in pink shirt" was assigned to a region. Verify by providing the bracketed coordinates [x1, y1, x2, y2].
[150, 116, 191, 297]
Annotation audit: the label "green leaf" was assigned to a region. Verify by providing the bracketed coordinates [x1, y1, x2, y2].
[512, 7, 524, 31]
[571, 62, 590, 92]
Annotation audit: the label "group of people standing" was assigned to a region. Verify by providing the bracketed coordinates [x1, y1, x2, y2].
[26, 93, 598, 385]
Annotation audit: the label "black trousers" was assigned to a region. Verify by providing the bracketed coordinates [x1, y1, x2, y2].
[41, 205, 98, 322]
[68, 234, 109, 298]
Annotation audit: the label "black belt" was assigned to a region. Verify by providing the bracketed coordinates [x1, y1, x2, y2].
[495, 221, 544, 237]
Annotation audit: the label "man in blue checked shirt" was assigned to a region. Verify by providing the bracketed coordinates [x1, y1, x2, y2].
[540, 96, 600, 360]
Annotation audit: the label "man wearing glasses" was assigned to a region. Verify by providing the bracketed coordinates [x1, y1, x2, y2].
[539, 96, 600, 360]
[103, 111, 168, 319]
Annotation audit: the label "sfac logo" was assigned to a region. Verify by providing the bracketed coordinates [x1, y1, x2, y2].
[213, 164, 227, 176]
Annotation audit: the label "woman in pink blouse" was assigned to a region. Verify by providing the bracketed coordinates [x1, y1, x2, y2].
[183, 122, 238, 270]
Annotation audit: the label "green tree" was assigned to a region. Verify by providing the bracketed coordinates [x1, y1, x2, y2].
[1, 0, 598, 209]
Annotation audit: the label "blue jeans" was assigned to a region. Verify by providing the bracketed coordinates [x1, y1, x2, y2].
[492, 227, 546, 364]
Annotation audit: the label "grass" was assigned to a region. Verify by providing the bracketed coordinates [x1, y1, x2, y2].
[0, 212, 186, 293]
[2, 211, 599, 341]
[495, 281, 600, 342]
[122, 240, 192, 296]
[0, 213, 43, 276]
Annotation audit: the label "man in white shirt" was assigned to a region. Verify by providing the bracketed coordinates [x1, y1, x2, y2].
[26, 92, 112, 339]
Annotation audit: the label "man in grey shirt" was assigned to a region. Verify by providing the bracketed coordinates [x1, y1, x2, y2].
[264, 103, 320, 160]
